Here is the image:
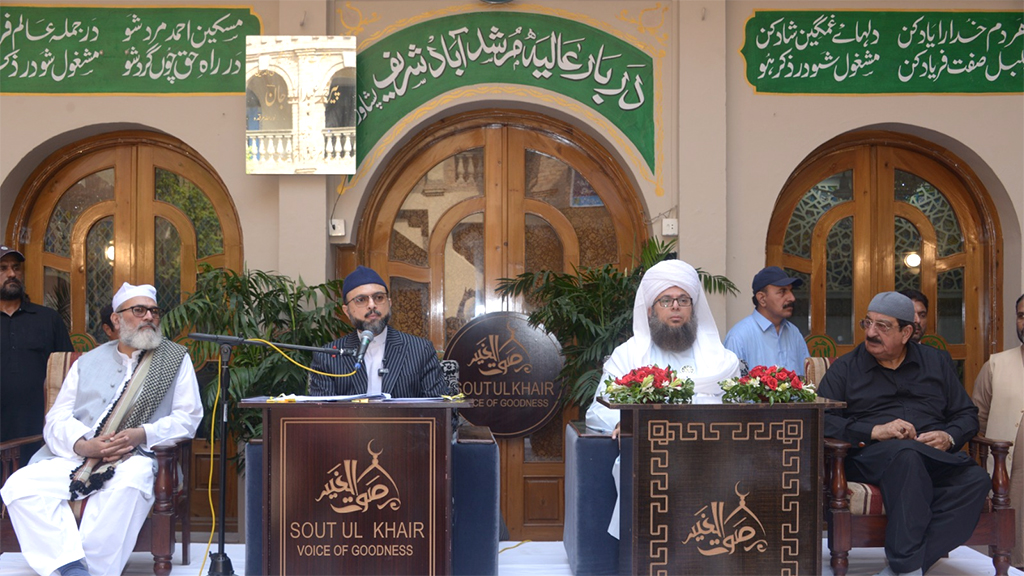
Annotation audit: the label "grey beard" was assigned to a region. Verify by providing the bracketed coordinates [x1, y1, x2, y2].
[649, 313, 698, 353]
[121, 323, 164, 350]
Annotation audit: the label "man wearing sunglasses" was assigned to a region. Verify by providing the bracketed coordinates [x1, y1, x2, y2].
[309, 265, 445, 398]
[1, 282, 203, 576]
[817, 291, 989, 576]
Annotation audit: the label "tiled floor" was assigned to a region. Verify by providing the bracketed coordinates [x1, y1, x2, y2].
[1, 540, 1020, 575]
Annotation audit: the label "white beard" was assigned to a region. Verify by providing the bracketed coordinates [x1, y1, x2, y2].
[121, 322, 163, 350]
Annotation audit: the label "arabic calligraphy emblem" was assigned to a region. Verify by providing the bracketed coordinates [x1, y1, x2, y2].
[468, 331, 532, 376]
[682, 481, 768, 556]
[315, 439, 402, 514]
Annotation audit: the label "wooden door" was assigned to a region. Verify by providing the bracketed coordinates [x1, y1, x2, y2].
[8, 130, 244, 532]
[359, 109, 645, 540]
[767, 131, 1002, 393]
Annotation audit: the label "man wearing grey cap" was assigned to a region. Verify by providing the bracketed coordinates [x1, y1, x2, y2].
[0, 245, 73, 463]
[817, 291, 990, 576]
[725, 266, 811, 376]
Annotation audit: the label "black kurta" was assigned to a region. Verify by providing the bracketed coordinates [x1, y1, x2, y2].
[818, 341, 990, 573]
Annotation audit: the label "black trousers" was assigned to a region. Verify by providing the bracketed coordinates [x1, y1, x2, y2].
[847, 441, 991, 573]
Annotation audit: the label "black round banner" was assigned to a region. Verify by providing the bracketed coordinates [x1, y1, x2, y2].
[444, 312, 562, 437]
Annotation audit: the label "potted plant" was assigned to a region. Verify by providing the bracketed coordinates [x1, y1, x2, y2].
[162, 264, 352, 450]
[496, 238, 737, 412]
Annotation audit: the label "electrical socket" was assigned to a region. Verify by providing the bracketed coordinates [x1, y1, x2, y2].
[329, 219, 346, 237]
[661, 218, 679, 236]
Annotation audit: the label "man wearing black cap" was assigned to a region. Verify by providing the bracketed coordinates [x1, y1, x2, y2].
[817, 291, 990, 576]
[0, 245, 73, 463]
[724, 266, 810, 376]
[309, 265, 445, 398]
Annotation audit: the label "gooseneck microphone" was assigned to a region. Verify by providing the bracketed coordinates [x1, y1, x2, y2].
[353, 330, 375, 370]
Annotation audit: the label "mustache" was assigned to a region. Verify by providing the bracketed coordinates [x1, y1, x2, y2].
[783, 302, 795, 309]
[866, 336, 883, 345]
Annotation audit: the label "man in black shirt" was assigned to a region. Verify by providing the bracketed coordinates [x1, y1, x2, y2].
[0, 246, 74, 464]
[818, 291, 990, 576]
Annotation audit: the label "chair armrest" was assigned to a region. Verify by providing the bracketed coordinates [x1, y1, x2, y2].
[969, 435, 1013, 509]
[0, 434, 44, 453]
[823, 438, 851, 511]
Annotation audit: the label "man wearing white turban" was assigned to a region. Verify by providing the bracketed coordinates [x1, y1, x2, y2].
[1, 282, 203, 576]
[586, 259, 741, 538]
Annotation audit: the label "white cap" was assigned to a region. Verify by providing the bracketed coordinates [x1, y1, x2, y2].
[112, 282, 157, 311]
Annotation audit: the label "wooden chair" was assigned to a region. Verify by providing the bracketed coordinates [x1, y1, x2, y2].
[0, 351, 192, 576]
[805, 357, 1016, 576]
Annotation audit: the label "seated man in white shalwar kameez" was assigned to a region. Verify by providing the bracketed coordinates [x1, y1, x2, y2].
[586, 259, 741, 538]
[0, 283, 203, 576]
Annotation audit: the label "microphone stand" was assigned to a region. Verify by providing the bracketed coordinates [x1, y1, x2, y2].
[188, 333, 351, 576]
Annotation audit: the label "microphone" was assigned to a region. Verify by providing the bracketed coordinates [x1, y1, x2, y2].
[353, 330, 374, 370]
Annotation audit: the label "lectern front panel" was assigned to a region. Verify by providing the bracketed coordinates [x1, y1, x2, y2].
[633, 405, 821, 576]
[264, 404, 451, 575]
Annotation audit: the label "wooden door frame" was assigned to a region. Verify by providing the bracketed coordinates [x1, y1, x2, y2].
[767, 130, 1003, 391]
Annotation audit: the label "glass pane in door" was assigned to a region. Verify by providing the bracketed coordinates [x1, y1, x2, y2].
[45, 169, 114, 257]
[525, 150, 614, 267]
[783, 170, 853, 259]
[42, 266, 71, 334]
[154, 217, 182, 309]
[523, 215, 563, 314]
[391, 277, 430, 341]
[444, 214, 485, 344]
[826, 217, 854, 344]
[391, 149, 484, 266]
[86, 217, 114, 343]
[895, 170, 963, 257]
[937, 267, 965, 345]
[894, 217, 922, 292]
[155, 169, 223, 258]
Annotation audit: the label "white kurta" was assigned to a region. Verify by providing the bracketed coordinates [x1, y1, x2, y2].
[1, 347, 202, 576]
[582, 260, 743, 539]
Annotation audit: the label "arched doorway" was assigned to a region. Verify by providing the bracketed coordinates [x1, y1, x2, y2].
[766, 131, 1002, 394]
[6, 129, 244, 529]
[359, 109, 647, 539]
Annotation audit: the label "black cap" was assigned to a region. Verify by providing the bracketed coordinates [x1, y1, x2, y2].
[752, 266, 803, 293]
[0, 245, 25, 262]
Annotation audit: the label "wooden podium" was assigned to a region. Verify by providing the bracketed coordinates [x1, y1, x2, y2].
[605, 398, 842, 576]
[239, 399, 466, 576]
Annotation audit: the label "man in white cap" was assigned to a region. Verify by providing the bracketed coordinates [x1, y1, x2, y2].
[1, 245, 73, 463]
[1, 282, 203, 576]
[817, 291, 989, 576]
[586, 259, 741, 538]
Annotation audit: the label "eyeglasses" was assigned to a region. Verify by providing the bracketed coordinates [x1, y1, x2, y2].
[655, 296, 693, 308]
[346, 292, 388, 307]
[117, 305, 163, 318]
[859, 318, 895, 334]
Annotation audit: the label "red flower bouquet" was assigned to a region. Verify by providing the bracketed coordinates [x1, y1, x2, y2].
[604, 365, 695, 404]
[719, 365, 816, 404]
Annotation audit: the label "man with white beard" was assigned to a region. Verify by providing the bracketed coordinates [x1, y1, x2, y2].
[586, 259, 741, 538]
[1, 282, 203, 576]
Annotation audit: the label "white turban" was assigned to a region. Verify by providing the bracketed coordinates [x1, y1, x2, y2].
[112, 282, 157, 310]
[622, 259, 741, 394]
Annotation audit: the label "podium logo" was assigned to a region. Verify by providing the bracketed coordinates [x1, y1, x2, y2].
[468, 333, 532, 376]
[682, 482, 768, 556]
[315, 440, 402, 514]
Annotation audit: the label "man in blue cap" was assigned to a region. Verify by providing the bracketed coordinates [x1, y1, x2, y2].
[724, 266, 810, 375]
[817, 291, 989, 576]
[309, 265, 445, 398]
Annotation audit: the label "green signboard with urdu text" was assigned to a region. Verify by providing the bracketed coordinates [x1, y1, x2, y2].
[742, 11, 1023, 94]
[0, 6, 261, 93]
[356, 11, 655, 171]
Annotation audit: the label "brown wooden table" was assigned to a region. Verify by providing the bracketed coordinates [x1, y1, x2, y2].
[239, 398, 467, 576]
[603, 398, 843, 576]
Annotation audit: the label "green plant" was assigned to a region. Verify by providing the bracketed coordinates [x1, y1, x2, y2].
[496, 238, 738, 410]
[162, 265, 352, 447]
